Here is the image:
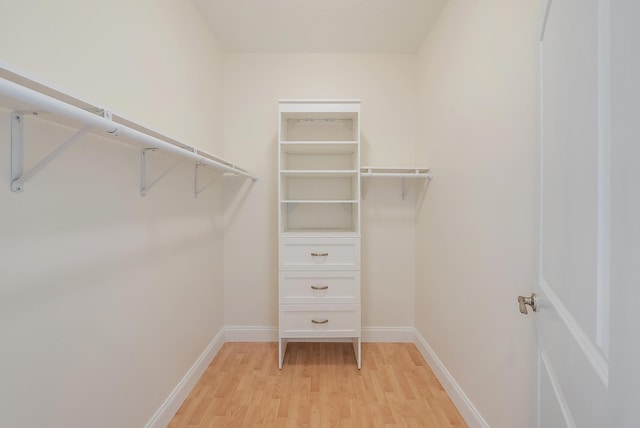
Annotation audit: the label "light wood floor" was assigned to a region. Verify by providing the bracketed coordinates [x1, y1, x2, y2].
[169, 342, 467, 427]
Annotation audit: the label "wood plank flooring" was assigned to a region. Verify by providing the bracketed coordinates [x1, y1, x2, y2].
[169, 342, 467, 427]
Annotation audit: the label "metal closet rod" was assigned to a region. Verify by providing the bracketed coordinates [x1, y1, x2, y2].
[0, 76, 257, 181]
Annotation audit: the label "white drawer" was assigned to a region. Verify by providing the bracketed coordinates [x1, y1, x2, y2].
[279, 304, 361, 338]
[280, 271, 360, 304]
[279, 237, 360, 270]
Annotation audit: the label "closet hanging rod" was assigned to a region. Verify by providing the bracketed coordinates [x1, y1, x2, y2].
[0, 75, 257, 182]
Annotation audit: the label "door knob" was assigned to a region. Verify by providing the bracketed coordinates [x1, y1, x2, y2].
[518, 293, 537, 314]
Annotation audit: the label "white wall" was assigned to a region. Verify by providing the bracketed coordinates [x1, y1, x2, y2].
[223, 54, 419, 332]
[0, 1, 226, 427]
[415, 1, 539, 427]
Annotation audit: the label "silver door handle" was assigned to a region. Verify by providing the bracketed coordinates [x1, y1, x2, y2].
[518, 293, 537, 314]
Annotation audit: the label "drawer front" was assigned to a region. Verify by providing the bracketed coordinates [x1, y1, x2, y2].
[280, 271, 360, 304]
[279, 304, 361, 338]
[279, 237, 360, 270]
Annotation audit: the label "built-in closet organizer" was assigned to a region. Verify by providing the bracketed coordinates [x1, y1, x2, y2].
[278, 100, 361, 369]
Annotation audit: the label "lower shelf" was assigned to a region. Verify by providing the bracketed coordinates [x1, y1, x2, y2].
[281, 201, 358, 233]
[278, 337, 361, 370]
[278, 303, 361, 369]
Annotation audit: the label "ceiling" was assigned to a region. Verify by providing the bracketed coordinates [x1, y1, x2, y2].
[192, 0, 448, 54]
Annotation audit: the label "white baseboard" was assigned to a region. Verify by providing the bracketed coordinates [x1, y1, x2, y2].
[144, 328, 225, 428]
[413, 329, 490, 428]
[225, 325, 278, 341]
[362, 326, 414, 342]
[224, 325, 414, 343]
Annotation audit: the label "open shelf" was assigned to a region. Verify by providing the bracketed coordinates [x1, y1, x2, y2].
[281, 150, 356, 171]
[279, 230, 360, 237]
[281, 176, 358, 202]
[360, 167, 431, 177]
[280, 141, 358, 154]
[280, 104, 359, 143]
[281, 170, 358, 178]
[360, 167, 432, 200]
[280, 201, 358, 233]
[281, 200, 359, 204]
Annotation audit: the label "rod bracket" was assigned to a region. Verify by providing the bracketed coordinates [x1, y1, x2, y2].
[194, 163, 223, 198]
[401, 177, 407, 200]
[11, 112, 91, 192]
[361, 168, 371, 200]
[140, 149, 181, 197]
[83, 107, 112, 120]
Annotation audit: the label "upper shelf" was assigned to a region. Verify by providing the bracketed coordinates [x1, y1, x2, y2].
[279, 100, 360, 143]
[280, 141, 358, 154]
[278, 99, 361, 114]
[0, 65, 257, 193]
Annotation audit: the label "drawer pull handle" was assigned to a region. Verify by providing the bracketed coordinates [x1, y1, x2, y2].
[311, 319, 329, 324]
[311, 252, 329, 257]
[311, 285, 329, 290]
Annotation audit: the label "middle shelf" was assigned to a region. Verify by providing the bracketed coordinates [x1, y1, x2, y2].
[281, 200, 359, 204]
[280, 170, 358, 178]
[280, 173, 358, 202]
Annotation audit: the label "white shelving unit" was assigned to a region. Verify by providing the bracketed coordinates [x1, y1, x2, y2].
[278, 100, 362, 369]
[278, 101, 361, 236]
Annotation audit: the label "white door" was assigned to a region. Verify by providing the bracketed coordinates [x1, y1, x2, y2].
[608, 2, 640, 427]
[536, 0, 611, 426]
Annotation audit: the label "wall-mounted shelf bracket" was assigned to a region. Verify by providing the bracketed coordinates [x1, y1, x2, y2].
[361, 175, 369, 201]
[360, 167, 433, 200]
[194, 163, 223, 198]
[11, 112, 91, 192]
[140, 148, 181, 197]
[402, 177, 407, 200]
[286, 202, 297, 214]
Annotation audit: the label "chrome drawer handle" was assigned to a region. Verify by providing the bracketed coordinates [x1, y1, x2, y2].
[310, 252, 329, 257]
[311, 319, 328, 324]
[311, 285, 329, 290]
